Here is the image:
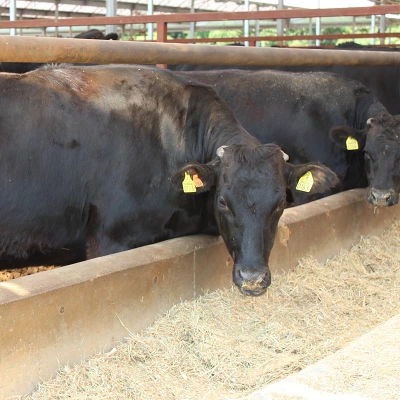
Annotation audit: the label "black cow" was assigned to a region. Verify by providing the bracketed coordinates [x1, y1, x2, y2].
[0, 64, 337, 295]
[0, 29, 118, 74]
[74, 29, 119, 41]
[169, 42, 400, 115]
[175, 69, 400, 206]
[331, 113, 400, 207]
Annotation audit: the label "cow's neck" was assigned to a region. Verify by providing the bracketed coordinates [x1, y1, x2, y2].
[357, 100, 388, 129]
[183, 82, 260, 162]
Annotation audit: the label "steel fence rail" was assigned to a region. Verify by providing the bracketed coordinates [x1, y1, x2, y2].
[0, 35, 399, 66]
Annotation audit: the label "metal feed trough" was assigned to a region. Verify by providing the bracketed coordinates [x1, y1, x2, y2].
[1, 190, 399, 397]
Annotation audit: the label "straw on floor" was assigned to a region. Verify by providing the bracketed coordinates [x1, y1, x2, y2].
[24, 220, 400, 400]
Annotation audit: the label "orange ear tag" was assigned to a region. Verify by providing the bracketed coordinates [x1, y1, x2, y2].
[182, 172, 197, 193]
[296, 171, 314, 193]
[346, 136, 359, 150]
[192, 174, 204, 188]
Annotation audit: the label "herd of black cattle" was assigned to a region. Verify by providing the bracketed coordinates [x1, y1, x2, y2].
[0, 34, 399, 296]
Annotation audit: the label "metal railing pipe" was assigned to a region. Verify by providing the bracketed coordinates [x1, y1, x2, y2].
[0, 35, 399, 66]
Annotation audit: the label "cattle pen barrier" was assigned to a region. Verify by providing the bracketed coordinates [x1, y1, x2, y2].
[1, 189, 400, 397]
[0, 6, 399, 46]
[1, 35, 400, 67]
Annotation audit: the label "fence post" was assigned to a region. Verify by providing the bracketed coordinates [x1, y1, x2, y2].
[156, 21, 168, 68]
[156, 21, 167, 42]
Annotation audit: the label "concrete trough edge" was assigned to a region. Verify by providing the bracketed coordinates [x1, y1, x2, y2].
[0, 188, 399, 398]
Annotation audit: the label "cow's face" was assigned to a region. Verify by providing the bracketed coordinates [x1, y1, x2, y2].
[173, 144, 338, 296]
[212, 145, 287, 296]
[330, 113, 400, 207]
[364, 114, 400, 206]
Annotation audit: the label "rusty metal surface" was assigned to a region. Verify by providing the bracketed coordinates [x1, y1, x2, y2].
[0, 6, 398, 29]
[1, 189, 399, 398]
[0, 36, 399, 66]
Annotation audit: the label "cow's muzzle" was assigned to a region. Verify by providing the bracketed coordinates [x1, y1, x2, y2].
[368, 188, 398, 207]
[233, 265, 271, 296]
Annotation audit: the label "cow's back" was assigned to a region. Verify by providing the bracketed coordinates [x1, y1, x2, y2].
[0, 65, 221, 259]
[169, 46, 400, 116]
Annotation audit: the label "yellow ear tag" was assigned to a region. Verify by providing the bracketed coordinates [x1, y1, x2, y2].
[192, 174, 204, 188]
[296, 171, 314, 193]
[182, 172, 197, 193]
[346, 136, 359, 150]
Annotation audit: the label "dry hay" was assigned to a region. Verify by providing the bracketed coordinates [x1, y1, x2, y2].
[24, 221, 400, 400]
[0, 265, 58, 282]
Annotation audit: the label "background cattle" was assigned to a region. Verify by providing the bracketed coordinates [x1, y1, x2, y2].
[74, 28, 119, 40]
[169, 42, 400, 115]
[175, 69, 400, 207]
[0, 64, 337, 295]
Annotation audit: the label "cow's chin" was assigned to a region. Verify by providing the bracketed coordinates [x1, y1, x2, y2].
[239, 285, 267, 296]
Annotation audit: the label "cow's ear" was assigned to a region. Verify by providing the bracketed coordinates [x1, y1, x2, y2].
[286, 162, 340, 206]
[170, 161, 218, 194]
[329, 126, 366, 151]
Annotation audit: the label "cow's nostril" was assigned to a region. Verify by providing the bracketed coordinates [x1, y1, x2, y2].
[374, 193, 389, 202]
[239, 269, 262, 283]
[369, 188, 393, 206]
[233, 266, 271, 296]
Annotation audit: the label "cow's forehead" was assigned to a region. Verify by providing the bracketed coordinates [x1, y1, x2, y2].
[216, 144, 286, 190]
[220, 145, 282, 166]
[220, 155, 285, 189]
[367, 127, 400, 151]
[369, 114, 400, 133]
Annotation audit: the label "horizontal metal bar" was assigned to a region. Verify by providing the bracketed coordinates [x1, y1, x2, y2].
[0, 5, 398, 29]
[168, 32, 400, 44]
[0, 35, 399, 66]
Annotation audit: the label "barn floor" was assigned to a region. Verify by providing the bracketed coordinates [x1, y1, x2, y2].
[245, 313, 400, 400]
[22, 221, 400, 399]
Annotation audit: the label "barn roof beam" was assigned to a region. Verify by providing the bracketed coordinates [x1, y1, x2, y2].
[0, 0, 212, 15]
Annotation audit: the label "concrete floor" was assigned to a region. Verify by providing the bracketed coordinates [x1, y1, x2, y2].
[244, 314, 400, 400]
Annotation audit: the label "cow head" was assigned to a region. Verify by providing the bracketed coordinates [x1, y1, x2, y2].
[330, 113, 400, 207]
[172, 144, 338, 296]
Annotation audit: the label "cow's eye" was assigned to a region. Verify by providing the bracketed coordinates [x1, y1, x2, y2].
[218, 196, 228, 210]
[364, 152, 372, 161]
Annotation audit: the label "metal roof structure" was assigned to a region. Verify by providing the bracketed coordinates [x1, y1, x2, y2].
[0, 0, 396, 39]
[0, 0, 377, 20]
[0, 0, 272, 19]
